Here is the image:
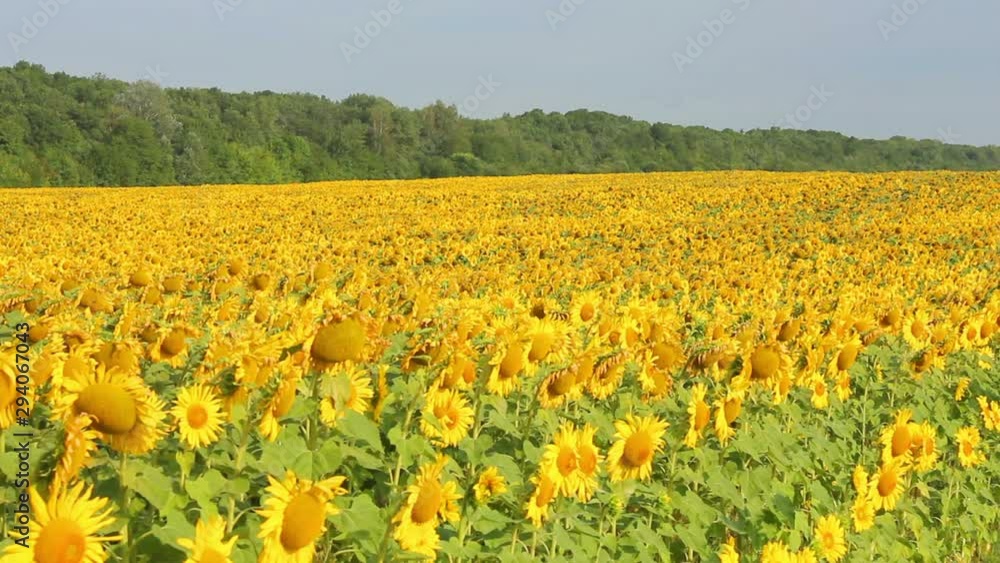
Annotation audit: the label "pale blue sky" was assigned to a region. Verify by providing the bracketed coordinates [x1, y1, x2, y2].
[3, 0, 998, 145]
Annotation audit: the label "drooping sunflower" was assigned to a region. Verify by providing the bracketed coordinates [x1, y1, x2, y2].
[814, 515, 847, 562]
[714, 391, 742, 445]
[868, 459, 908, 511]
[1, 345, 32, 430]
[486, 332, 529, 397]
[54, 364, 166, 454]
[257, 471, 348, 563]
[1, 483, 121, 563]
[177, 515, 239, 563]
[305, 315, 368, 369]
[683, 383, 711, 448]
[51, 413, 101, 494]
[588, 350, 627, 400]
[259, 373, 300, 442]
[537, 364, 582, 409]
[879, 409, 916, 464]
[171, 385, 226, 449]
[955, 426, 985, 468]
[473, 466, 508, 504]
[524, 317, 569, 368]
[524, 470, 557, 528]
[606, 413, 668, 482]
[148, 325, 196, 368]
[540, 423, 582, 498]
[419, 388, 474, 447]
[827, 333, 862, 377]
[319, 362, 374, 428]
[979, 396, 1000, 431]
[393, 456, 462, 556]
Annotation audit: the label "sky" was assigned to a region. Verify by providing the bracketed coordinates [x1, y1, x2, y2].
[3, 0, 998, 146]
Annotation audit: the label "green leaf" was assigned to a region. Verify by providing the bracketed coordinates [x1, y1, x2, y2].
[129, 460, 176, 512]
[471, 505, 512, 535]
[338, 410, 384, 453]
[185, 469, 226, 514]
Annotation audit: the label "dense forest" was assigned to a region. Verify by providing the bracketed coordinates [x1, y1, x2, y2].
[1, 62, 998, 187]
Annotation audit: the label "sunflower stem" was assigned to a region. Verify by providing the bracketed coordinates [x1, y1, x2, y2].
[119, 453, 134, 563]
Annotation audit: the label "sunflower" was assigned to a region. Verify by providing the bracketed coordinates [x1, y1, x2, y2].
[148, 325, 195, 368]
[419, 388, 474, 447]
[683, 383, 711, 448]
[714, 391, 741, 445]
[796, 547, 819, 563]
[537, 364, 582, 409]
[1, 346, 32, 429]
[955, 427, 985, 468]
[171, 385, 226, 449]
[574, 424, 603, 502]
[852, 465, 868, 496]
[760, 541, 793, 563]
[51, 413, 101, 494]
[718, 536, 739, 563]
[473, 466, 508, 503]
[525, 470, 557, 528]
[851, 494, 875, 532]
[305, 316, 367, 369]
[1, 483, 121, 563]
[979, 396, 1000, 431]
[524, 317, 568, 367]
[879, 409, 916, 464]
[636, 349, 674, 400]
[486, 333, 529, 397]
[259, 374, 300, 442]
[902, 308, 932, 350]
[827, 334, 862, 377]
[540, 423, 582, 498]
[257, 471, 348, 563]
[814, 515, 847, 562]
[909, 422, 938, 472]
[953, 377, 971, 401]
[177, 515, 239, 563]
[588, 351, 627, 400]
[319, 362, 374, 428]
[570, 290, 601, 325]
[868, 459, 908, 511]
[393, 456, 461, 555]
[54, 364, 166, 454]
[606, 413, 668, 482]
[810, 375, 829, 410]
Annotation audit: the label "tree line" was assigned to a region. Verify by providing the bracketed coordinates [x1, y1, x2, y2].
[1, 61, 998, 187]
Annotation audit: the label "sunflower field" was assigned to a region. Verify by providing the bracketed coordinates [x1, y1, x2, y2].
[1, 171, 999, 563]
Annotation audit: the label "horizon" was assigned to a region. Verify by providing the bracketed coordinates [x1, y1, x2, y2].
[3, 1, 999, 146]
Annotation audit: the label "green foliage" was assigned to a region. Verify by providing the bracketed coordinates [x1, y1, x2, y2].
[2, 62, 1000, 187]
